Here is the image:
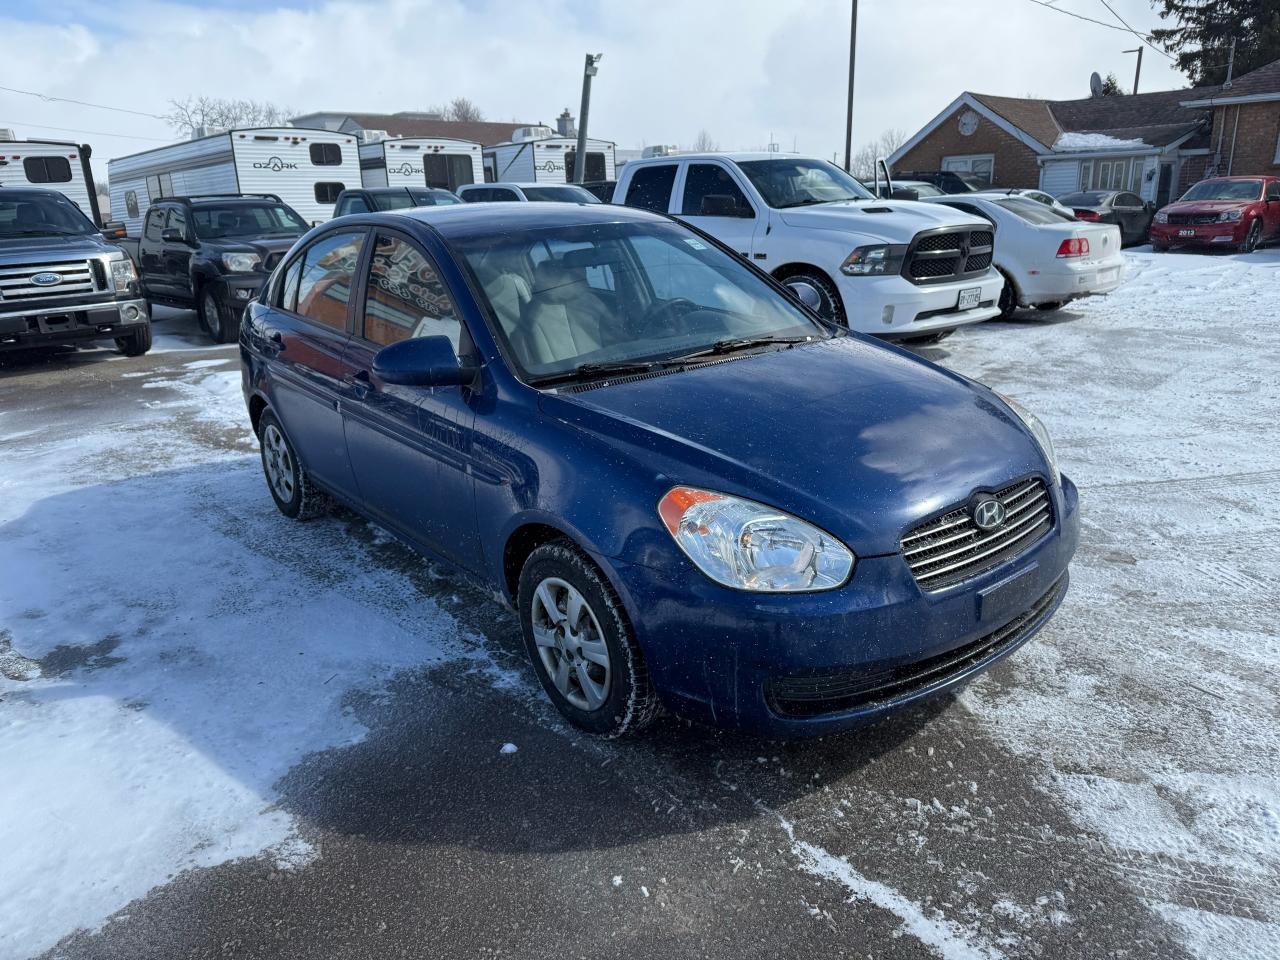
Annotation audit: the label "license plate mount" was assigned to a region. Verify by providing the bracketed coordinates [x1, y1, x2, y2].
[957, 287, 982, 311]
[1178, 229, 1196, 237]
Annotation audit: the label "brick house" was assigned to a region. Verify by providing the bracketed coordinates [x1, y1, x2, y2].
[889, 57, 1280, 205]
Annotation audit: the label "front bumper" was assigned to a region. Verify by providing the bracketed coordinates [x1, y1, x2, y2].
[610, 474, 1079, 737]
[838, 269, 1004, 337]
[209, 273, 269, 307]
[0, 298, 149, 351]
[1150, 221, 1247, 247]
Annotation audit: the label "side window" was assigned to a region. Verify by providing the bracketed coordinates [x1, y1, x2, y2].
[624, 164, 678, 212]
[1268, 181, 1280, 201]
[166, 206, 187, 238]
[296, 231, 365, 330]
[314, 182, 344, 204]
[124, 191, 140, 219]
[143, 208, 167, 242]
[336, 195, 369, 216]
[682, 164, 753, 217]
[277, 256, 303, 311]
[310, 142, 342, 166]
[23, 156, 73, 184]
[362, 233, 465, 353]
[1116, 192, 1142, 208]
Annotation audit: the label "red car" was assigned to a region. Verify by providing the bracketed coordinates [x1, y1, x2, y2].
[1150, 176, 1280, 253]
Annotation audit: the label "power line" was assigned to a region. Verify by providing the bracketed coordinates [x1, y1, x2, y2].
[1024, 0, 1174, 60]
[1097, 0, 1176, 61]
[0, 118, 170, 142]
[0, 83, 168, 120]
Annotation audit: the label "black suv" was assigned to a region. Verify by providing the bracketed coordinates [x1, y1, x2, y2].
[125, 194, 309, 342]
[333, 187, 461, 216]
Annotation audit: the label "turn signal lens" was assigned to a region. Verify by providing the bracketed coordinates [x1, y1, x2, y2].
[657, 487, 854, 592]
[1056, 238, 1090, 258]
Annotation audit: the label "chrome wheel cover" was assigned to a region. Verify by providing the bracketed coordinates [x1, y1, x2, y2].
[530, 577, 611, 711]
[262, 423, 296, 503]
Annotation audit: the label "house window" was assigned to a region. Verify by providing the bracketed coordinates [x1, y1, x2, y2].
[1092, 157, 1145, 192]
[942, 154, 994, 186]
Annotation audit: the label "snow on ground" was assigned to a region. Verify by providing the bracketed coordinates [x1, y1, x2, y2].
[935, 247, 1280, 957]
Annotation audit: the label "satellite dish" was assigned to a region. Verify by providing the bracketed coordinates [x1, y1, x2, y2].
[1090, 71, 1104, 97]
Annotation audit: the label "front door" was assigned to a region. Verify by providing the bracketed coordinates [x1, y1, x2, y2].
[340, 229, 482, 570]
[162, 205, 195, 305]
[266, 228, 367, 500]
[1156, 163, 1174, 208]
[675, 161, 760, 261]
[137, 206, 170, 301]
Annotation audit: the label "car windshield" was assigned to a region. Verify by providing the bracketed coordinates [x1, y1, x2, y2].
[520, 185, 601, 203]
[371, 192, 419, 211]
[191, 203, 308, 239]
[455, 220, 831, 382]
[737, 158, 874, 208]
[994, 197, 1075, 224]
[1059, 192, 1110, 206]
[0, 193, 96, 237]
[1181, 179, 1263, 202]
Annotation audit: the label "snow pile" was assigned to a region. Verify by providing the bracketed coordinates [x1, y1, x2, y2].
[1052, 131, 1147, 152]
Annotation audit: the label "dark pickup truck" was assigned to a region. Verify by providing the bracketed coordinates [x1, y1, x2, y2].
[1, 187, 150, 355]
[119, 194, 307, 343]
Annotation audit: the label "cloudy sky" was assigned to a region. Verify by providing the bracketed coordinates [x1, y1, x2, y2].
[0, 0, 1192, 180]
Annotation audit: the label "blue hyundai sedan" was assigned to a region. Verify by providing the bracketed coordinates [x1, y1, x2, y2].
[240, 202, 1079, 737]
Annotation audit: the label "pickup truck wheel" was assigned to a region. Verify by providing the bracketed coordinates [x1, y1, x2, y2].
[115, 325, 152, 357]
[779, 271, 845, 326]
[199, 288, 235, 344]
[257, 410, 329, 520]
[518, 541, 660, 737]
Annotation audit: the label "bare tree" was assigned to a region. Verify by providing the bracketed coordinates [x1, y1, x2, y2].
[163, 97, 296, 138]
[444, 97, 484, 122]
[849, 127, 907, 179]
[691, 128, 718, 152]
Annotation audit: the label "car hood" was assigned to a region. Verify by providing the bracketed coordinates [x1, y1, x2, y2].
[0, 233, 119, 259]
[1162, 199, 1254, 215]
[202, 236, 301, 259]
[775, 200, 989, 243]
[542, 337, 1050, 557]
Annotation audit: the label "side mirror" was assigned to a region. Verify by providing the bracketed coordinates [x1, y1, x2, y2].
[372, 335, 478, 387]
[890, 187, 921, 201]
[102, 221, 127, 240]
[700, 194, 751, 218]
[160, 227, 187, 243]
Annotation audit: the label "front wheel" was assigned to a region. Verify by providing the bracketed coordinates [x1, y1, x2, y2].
[1240, 219, 1263, 254]
[518, 541, 660, 737]
[778, 270, 846, 326]
[199, 288, 236, 344]
[115, 324, 152, 356]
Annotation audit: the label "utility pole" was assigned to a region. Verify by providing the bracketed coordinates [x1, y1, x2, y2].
[1224, 38, 1236, 88]
[574, 53, 603, 183]
[1124, 46, 1143, 94]
[843, 0, 858, 171]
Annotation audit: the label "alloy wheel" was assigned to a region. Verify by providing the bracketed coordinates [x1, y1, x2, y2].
[203, 291, 221, 339]
[529, 577, 611, 711]
[262, 423, 296, 503]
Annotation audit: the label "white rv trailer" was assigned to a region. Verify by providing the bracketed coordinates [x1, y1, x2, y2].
[0, 137, 102, 224]
[359, 137, 483, 192]
[483, 128, 616, 184]
[107, 127, 360, 236]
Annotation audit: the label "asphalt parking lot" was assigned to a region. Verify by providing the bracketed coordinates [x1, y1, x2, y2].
[2, 251, 1278, 960]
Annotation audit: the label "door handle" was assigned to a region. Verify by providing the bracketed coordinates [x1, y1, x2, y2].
[266, 331, 284, 355]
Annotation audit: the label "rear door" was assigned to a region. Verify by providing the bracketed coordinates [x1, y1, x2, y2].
[266, 228, 367, 500]
[340, 229, 482, 569]
[1113, 192, 1147, 243]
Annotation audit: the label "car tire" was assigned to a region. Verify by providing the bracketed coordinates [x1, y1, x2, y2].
[1240, 219, 1263, 254]
[518, 540, 660, 737]
[115, 324, 152, 357]
[996, 270, 1018, 319]
[898, 327, 955, 345]
[1034, 301, 1064, 312]
[1151, 243, 1168, 253]
[777, 270, 846, 327]
[257, 410, 329, 520]
[199, 287, 236, 344]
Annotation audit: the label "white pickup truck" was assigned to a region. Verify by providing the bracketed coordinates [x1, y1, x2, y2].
[611, 153, 1003, 340]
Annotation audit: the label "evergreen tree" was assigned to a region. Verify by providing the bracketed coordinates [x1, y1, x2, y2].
[1101, 72, 1126, 95]
[1151, 0, 1280, 86]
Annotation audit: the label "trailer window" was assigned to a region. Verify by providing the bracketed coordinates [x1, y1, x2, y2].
[566, 151, 607, 183]
[424, 153, 475, 191]
[296, 230, 365, 330]
[314, 182, 344, 204]
[125, 191, 140, 219]
[23, 156, 73, 183]
[310, 143, 342, 166]
[624, 164, 677, 212]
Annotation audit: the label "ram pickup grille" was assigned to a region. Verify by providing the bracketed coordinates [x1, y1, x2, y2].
[0, 259, 101, 302]
[904, 228, 994, 285]
[902, 477, 1053, 590]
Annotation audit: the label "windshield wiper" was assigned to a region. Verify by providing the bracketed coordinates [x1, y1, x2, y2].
[534, 358, 674, 386]
[668, 334, 819, 363]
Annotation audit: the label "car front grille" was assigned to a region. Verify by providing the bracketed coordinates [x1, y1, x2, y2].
[1166, 213, 1219, 226]
[766, 575, 1067, 718]
[0, 259, 101, 302]
[902, 477, 1053, 590]
[904, 228, 994, 285]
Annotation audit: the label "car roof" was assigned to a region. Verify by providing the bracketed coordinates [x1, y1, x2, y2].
[391, 200, 668, 240]
[0, 186, 67, 199]
[463, 182, 592, 189]
[624, 152, 824, 166]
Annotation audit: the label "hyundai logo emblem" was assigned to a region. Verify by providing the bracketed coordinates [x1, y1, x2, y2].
[971, 496, 1006, 531]
[30, 272, 62, 286]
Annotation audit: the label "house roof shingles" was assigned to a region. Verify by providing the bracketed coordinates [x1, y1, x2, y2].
[971, 94, 1061, 148]
[342, 113, 536, 147]
[1187, 57, 1280, 100]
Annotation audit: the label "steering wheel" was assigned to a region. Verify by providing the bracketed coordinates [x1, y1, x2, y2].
[643, 297, 699, 331]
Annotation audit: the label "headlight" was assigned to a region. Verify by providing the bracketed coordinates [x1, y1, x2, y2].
[221, 252, 262, 272]
[997, 394, 1060, 486]
[109, 258, 137, 288]
[1154, 211, 1168, 224]
[1218, 209, 1243, 223]
[657, 487, 854, 592]
[840, 243, 907, 276]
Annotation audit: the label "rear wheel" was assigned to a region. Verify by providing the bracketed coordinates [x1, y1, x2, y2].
[996, 271, 1018, 319]
[199, 288, 235, 344]
[777, 270, 846, 326]
[257, 410, 329, 520]
[115, 324, 152, 356]
[1240, 219, 1263, 254]
[518, 541, 659, 737]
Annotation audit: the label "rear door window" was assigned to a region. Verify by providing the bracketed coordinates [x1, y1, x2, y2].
[624, 164, 677, 212]
[296, 230, 365, 330]
[277, 256, 303, 311]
